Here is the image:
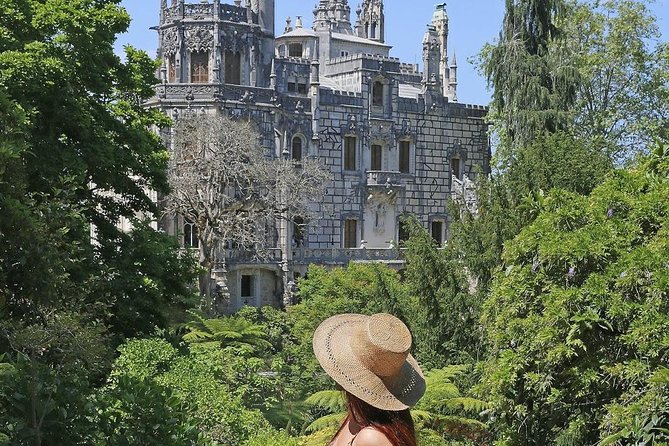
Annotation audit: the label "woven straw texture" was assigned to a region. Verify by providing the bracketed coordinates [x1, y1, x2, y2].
[313, 313, 426, 411]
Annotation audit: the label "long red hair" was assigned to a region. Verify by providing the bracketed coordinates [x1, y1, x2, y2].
[331, 391, 417, 446]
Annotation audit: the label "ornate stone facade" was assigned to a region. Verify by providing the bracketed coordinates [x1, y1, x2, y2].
[149, 0, 490, 312]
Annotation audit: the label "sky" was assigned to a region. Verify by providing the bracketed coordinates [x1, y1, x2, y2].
[114, 0, 669, 107]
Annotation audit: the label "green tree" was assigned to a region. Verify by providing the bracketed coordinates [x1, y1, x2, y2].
[564, 0, 669, 162]
[478, 145, 669, 444]
[480, 0, 578, 160]
[401, 217, 484, 368]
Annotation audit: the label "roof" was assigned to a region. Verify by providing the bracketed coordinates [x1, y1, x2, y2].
[399, 83, 423, 99]
[331, 32, 392, 48]
[277, 27, 317, 39]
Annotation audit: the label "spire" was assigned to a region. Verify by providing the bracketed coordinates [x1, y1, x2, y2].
[355, 0, 384, 42]
[450, 51, 457, 68]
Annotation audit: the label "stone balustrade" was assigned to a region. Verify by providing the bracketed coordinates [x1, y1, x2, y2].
[366, 170, 407, 187]
[222, 247, 403, 265]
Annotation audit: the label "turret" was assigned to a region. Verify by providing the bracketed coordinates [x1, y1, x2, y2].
[257, 0, 275, 38]
[355, 0, 385, 42]
[448, 51, 458, 102]
[431, 3, 449, 97]
[422, 25, 440, 91]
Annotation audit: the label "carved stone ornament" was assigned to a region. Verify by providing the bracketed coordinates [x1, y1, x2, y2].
[162, 27, 179, 56]
[185, 26, 214, 53]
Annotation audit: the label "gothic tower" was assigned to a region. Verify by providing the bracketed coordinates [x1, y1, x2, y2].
[431, 3, 450, 98]
[355, 0, 384, 42]
[251, 0, 275, 80]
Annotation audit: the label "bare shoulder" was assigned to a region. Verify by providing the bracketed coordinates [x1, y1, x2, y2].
[353, 427, 393, 446]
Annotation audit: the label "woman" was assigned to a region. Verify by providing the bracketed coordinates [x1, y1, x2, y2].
[313, 313, 426, 446]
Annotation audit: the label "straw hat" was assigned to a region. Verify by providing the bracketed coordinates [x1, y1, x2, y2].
[312, 313, 426, 411]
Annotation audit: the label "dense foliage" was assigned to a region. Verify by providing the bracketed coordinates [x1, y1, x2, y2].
[0, 0, 667, 445]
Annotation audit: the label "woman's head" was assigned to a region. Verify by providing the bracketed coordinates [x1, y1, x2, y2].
[345, 391, 417, 446]
[312, 313, 426, 410]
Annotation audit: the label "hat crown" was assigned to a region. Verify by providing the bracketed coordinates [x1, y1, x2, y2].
[352, 313, 412, 378]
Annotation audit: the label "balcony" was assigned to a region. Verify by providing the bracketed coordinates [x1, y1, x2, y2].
[221, 247, 403, 266]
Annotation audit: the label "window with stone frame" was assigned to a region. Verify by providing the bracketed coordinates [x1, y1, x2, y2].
[241, 274, 255, 298]
[183, 218, 199, 248]
[399, 140, 411, 173]
[344, 136, 357, 170]
[288, 43, 303, 58]
[431, 220, 444, 245]
[372, 80, 384, 107]
[451, 157, 462, 179]
[224, 50, 241, 85]
[371, 144, 383, 171]
[190, 51, 209, 83]
[297, 82, 308, 94]
[344, 219, 358, 249]
[168, 54, 177, 83]
[291, 136, 303, 162]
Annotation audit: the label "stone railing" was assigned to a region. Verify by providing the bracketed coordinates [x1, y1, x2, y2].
[184, 3, 214, 19]
[154, 83, 282, 105]
[366, 171, 407, 187]
[293, 247, 402, 264]
[221, 247, 403, 265]
[223, 248, 283, 264]
[220, 4, 247, 22]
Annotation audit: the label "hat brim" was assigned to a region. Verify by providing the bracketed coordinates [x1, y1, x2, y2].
[313, 314, 426, 411]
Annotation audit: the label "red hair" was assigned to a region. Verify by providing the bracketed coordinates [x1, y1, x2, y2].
[331, 391, 417, 446]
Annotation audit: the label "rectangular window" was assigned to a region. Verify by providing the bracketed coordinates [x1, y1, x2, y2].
[451, 157, 461, 179]
[398, 219, 410, 243]
[344, 219, 358, 249]
[371, 144, 382, 171]
[191, 52, 209, 83]
[241, 275, 255, 298]
[372, 81, 384, 107]
[287, 82, 297, 92]
[399, 141, 410, 173]
[297, 83, 307, 94]
[344, 136, 357, 170]
[224, 50, 241, 85]
[431, 221, 443, 245]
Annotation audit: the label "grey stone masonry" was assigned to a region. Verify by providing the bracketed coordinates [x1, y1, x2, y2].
[149, 0, 490, 312]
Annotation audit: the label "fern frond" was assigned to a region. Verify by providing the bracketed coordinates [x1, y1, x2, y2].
[304, 390, 346, 412]
[305, 412, 346, 433]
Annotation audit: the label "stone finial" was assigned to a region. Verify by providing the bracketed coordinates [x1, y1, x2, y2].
[295, 16, 303, 29]
[284, 16, 293, 33]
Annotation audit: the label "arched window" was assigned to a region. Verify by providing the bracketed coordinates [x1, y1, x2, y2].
[451, 157, 461, 179]
[372, 80, 384, 107]
[288, 43, 303, 58]
[183, 218, 199, 248]
[371, 22, 377, 39]
[291, 136, 303, 161]
[191, 52, 209, 83]
[398, 140, 411, 173]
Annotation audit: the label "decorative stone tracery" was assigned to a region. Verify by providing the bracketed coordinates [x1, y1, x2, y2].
[162, 27, 179, 56]
[185, 26, 215, 53]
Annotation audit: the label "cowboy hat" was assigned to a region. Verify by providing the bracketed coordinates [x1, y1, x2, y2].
[313, 313, 426, 411]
